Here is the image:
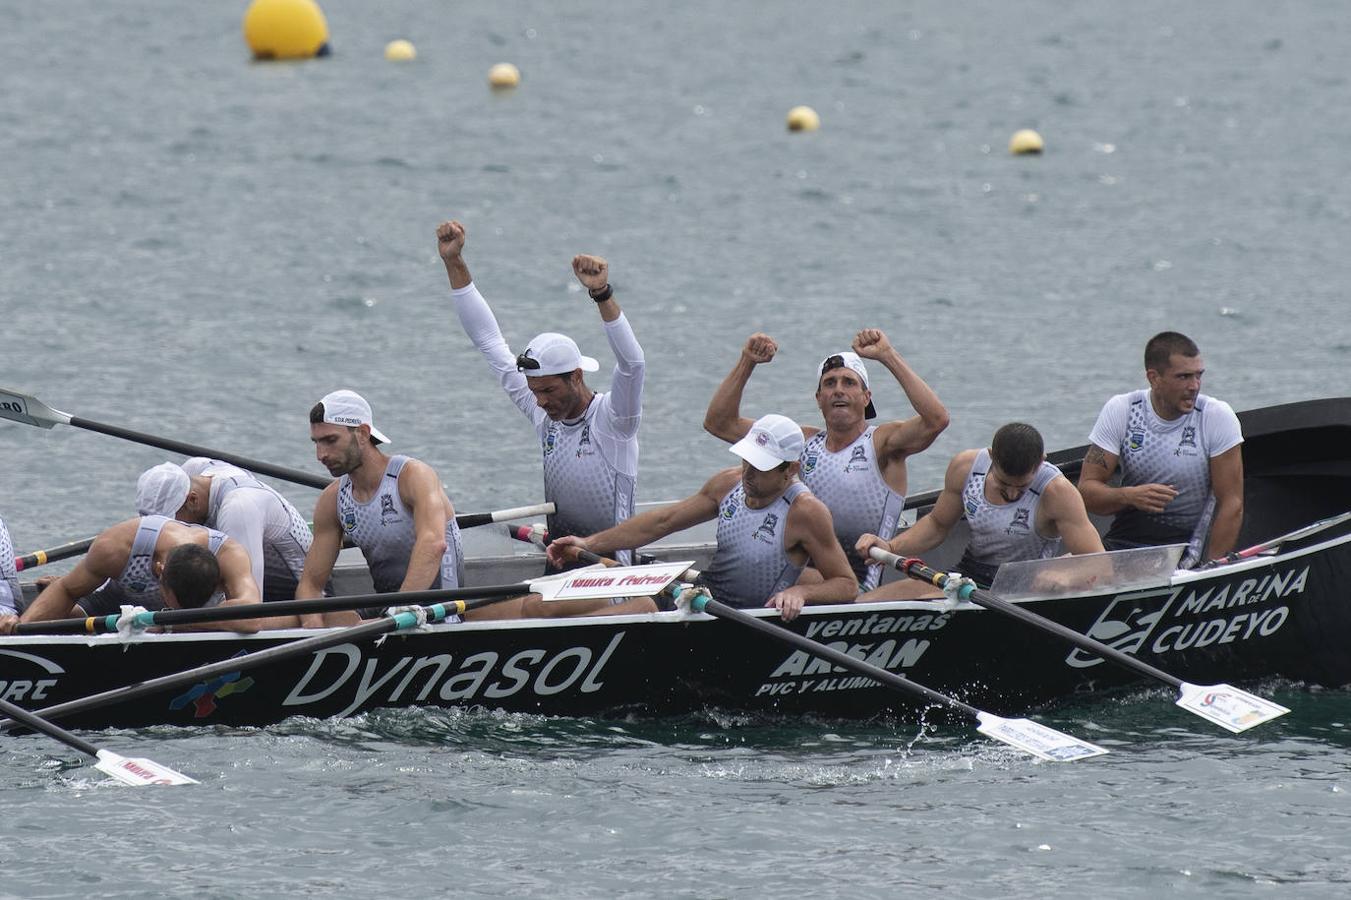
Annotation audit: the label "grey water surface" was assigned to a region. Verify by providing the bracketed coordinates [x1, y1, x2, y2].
[1, 1, 1349, 896]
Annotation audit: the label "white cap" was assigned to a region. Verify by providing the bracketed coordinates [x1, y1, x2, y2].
[516, 333, 600, 377]
[730, 414, 805, 471]
[818, 351, 877, 419]
[136, 462, 190, 517]
[316, 389, 390, 444]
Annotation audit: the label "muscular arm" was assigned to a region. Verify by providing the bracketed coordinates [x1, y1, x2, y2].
[295, 485, 343, 626]
[21, 558, 114, 623]
[1041, 478, 1106, 555]
[703, 335, 774, 444]
[172, 540, 265, 634]
[874, 452, 970, 558]
[864, 335, 950, 465]
[397, 460, 452, 593]
[784, 497, 858, 605]
[1077, 444, 1178, 516]
[1205, 445, 1244, 559]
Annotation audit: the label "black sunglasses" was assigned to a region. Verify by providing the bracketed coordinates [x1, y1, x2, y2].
[516, 349, 541, 372]
[820, 354, 845, 375]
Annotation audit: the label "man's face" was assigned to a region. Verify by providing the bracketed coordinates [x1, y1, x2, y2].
[741, 459, 795, 502]
[1148, 353, 1205, 416]
[815, 368, 870, 426]
[987, 464, 1036, 504]
[311, 423, 363, 476]
[527, 372, 585, 421]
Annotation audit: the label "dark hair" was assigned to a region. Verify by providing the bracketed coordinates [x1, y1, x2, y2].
[990, 422, 1044, 478]
[308, 402, 326, 425]
[1144, 331, 1199, 372]
[162, 543, 221, 609]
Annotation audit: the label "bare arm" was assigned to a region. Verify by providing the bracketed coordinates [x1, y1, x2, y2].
[855, 329, 950, 462]
[703, 334, 777, 443]
[1076, 445, 1179, 516]
[296, 485, 343, 627]
[856, 452, 971, 563]
[768, 496, 858, 620]
[1041, 477, 1106, 555]
[397, 460, 452, 593]
[1205, 445, 1244, 559]
[20, 559, 112, 623]
[548, 469, 735, 566]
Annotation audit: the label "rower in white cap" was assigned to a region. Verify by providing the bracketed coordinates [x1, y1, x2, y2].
[544, 414, 857, 621]
[704, 329, 949, 592]
[437, 218, 645, 569]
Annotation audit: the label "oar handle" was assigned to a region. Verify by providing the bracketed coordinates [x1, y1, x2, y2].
[455, 502, 555, 528]
[688, 593, 981, 720]
[869, 548, 1185, 692]
[0, 697, 100, 758]
[15, 537, 95, 572]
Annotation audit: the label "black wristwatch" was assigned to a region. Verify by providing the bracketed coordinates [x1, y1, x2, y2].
[588, 283, 613, 303]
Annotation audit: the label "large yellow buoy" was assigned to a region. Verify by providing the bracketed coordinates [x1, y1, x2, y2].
[786, 106, 820, 132]
[243, 0, 331, 61]
[384, 39, 416, 62]
[488, 62, 521, 89]
[1009, 129, 1045, 155]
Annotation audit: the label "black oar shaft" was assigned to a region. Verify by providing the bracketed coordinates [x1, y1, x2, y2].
[697, 596, 981, 719]
[15, 584, 528, 635]
[68, 415, 329, 490]
[0, 697, 100, 757]
[15, 538, 95, 571]
[902, 559, 1184, 692]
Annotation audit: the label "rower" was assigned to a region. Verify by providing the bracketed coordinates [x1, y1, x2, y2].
[703, 329, 949, 591]
[543, 414, 857, 621]
[293, 390, 495, 625]
[1077, 331, 1244, 567]
[437, 219, 645, 568]
[855, 423, 1105, 600]
[1, 515, 276, 634]
[135, 458, 314, 601]
[0, 514, 20, 616]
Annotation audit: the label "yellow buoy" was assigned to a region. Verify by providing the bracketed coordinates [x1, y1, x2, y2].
[384, 39, 416, 62]
[786, 106, 821, 132]
[488, 62, 521, 89]
[243, 0, 330, 60]
[1009, 129, 1045, 155]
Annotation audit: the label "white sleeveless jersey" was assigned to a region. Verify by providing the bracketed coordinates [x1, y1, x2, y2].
[187, 459, 313, 601]
[541, 399, 636, 564]
[1089, 390, 1243, 562]
[961, 450, 1063, 576]
[0, 515, 19, 614]
[89, 516, 230, 612]
[700, 481, 809, 608]
[799, 426, 904, 592]
[338, 455, 464, 595]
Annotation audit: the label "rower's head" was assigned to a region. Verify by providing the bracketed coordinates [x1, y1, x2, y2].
[815, 351, 876, 428]
[516, 333, 598, 421]
[157, 543, 220, 610]
[988, 422, 1045, 503]
[1144, 331, 1204, 418]
[731, 413, 805, 500]
[136, 462, 194, 521]
[310, 390, 390, 476]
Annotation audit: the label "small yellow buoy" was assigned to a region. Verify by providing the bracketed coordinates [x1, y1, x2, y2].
[1009, 129, 1045, 155]
[786, 106, 821, 132]
[488, 62, 521, 89]
[384, 39, 416, 62]
[243, 0, 330, 60]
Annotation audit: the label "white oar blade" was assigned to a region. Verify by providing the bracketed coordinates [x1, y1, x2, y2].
[975, 713, 1109, 762]
[94, 749, 198, 786]
[0, 388, 68, 429]
[1175, 682, 1290, 733]
[530, 560, 695, 602]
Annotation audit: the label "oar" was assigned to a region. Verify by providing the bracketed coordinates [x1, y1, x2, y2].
[0, 385, 330, 489]
[0, 696, 196, 786]
[12, 503, 557, 572]
[871, 549, 1290, 733]
[679, 589, 1107, 762]
[18, 556, 674, 635]
[1197, 511, 1351, 570]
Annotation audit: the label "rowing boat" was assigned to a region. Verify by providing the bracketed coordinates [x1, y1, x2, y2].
[1, 397, 1347, 730]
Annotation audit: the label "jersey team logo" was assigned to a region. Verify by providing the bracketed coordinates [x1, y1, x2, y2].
[1128, 431, 1146, 451]
[342, 509, 357, 533]
[722, 495, 740, 519]
[543, 429, 559, 457]
[1007, 508, 1031, 533]
[753, 513, 780, 543]
[801, 452, 818, 476]
[1176, 425, 1198, 456]
[845, 444, 870, 473]
[379, 494, 400, 525]
[577, 423, 592, 457]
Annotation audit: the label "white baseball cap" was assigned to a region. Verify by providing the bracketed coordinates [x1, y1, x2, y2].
[136, 462, 190, 517]
[316, 389, 391, 444]
[730, 414, 805, 471]
[818, 351, 877, 419]
[516, 333, 600, 378]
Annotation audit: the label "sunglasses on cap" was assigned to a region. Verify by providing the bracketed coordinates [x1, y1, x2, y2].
[515, 350, 541, 372]
[820, 354, 846, 375]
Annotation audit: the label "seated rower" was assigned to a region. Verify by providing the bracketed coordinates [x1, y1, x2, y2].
[855, 423, 1104, 600]
[135, 458, 315, 602]
[0, 515, 291, 635]
[0, 513, 19, 616]
[543, 414, 857, 621]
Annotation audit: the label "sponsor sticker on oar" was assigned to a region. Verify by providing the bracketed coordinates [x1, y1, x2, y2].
[1175, 683, 1290, 733]
[94, 750, 199, 787]
[975, 713, 1109, 762]
[537, 561, 695, 602]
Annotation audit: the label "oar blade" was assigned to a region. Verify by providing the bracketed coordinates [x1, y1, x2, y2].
[0, 387, 68, 429]
[1175, 683, 1290, 733]
[94, 749, 198, 786]
[975, 713, 1109, 762]
[530, 561, 695, 602]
